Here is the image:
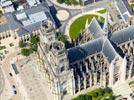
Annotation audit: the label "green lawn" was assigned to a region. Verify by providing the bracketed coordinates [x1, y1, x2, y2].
[69, 15, 105, 40]
[73, 87, 115, 100]
[97, 9, 107, 14]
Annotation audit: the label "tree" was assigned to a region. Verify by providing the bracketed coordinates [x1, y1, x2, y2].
[57, 0, 64, 3]
[21, 48, 31, 56]
[98, 88, 104, 96]
[74, 94, 92, 100]
[31, 45, 38, 52]
[93, 92, 98, 98]
[109, 95, 116, 100]
[85, 95, 92, 100]
[104, 87, 112, 94]
[30, 36, 39, 45]
[19, 40, 27, 48]
[58, 34, 67, 43]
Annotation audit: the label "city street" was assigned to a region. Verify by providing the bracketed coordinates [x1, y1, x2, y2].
[47, 0, 121, 33]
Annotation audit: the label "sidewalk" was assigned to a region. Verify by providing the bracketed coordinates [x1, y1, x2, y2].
[0, 67, 4, 95]
[48, 0, 83, 10]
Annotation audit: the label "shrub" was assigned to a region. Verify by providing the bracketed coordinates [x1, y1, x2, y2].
[86, 95, 92, 100]
[57, 0, 80, 5]
[109, 95, 116, 100]
[93, 92, 98, 97]
[104, 87, 112, 94]
[57, 0, 64, 3]
[9, 43, 14, 47]
[19, 40, 27, 48]
[74, 94, 92, 100]
[98, 89, 104, 96]
[31, 45, 38, 52]
[21, 48, 31, 56]
[30, 36, 39, 45]
[58, 34, 67, 43]
[0, 46, 6, 50]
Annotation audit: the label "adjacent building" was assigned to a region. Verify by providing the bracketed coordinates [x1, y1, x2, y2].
[0, 0, 54, 41]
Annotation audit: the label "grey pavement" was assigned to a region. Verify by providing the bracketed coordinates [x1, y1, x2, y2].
[47, 0, 121, 33]
[0, 67, 4, 95]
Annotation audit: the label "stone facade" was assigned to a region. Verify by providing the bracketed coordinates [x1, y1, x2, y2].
[37, 18, 134, 100]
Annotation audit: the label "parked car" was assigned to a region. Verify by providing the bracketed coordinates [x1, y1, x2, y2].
[14, 90, 17, 94]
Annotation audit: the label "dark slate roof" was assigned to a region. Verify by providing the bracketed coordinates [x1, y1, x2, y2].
[81, 37, 103, 55]
[68, 37, 103, 63]
[17, 22, 41, 36]
[0, 2, 53, 36]
[110, 26, 134, 45]
[0, 24, 9, 33]
[5, 13, 22, 29]
[123, 14, 129, 21]
[116, 0, 130, 21]
[68, 25, 134, 64]
[67, 47, 87, 63]
[88, 18, 105, 38]
[17, 28, 29, 37]
[116, 0, 127, 14]
[102, 39, 118, 63]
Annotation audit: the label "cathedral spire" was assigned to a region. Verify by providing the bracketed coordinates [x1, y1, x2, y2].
[103, 11, 110, 37]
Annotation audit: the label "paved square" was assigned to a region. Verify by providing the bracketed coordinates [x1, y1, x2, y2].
[15, 55, 50, 100]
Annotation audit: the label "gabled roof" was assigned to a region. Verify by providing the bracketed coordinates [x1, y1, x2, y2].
[110, 25, 134, 45]
[87, 17, 105, 38]
[68, 37, 118, 64]
[102, 39, 118, 63]
[68, 25, 134, 64]
[116, 0, 131, 22]
[0, 3, 54, 37]
[68, 37, 103, 63]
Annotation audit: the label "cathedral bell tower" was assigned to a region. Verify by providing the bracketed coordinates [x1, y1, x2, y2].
[48, 41, 74, 100]
[49, 41, 69, 74]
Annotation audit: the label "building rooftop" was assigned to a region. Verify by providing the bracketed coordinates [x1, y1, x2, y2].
[0, 2, 54, 36]
[68, 25, 134, 64]
[87, 17, 105, 38]
[68, 36, 118, 64]
[116, 0, 131, 22]
[110, 25, 134, 45]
